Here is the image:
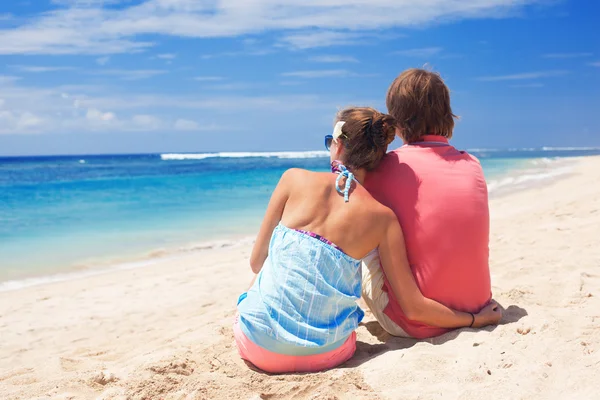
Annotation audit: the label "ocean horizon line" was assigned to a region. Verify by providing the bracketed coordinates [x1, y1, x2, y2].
[2, 146, 600, 159]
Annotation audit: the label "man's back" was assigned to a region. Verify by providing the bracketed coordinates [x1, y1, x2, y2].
[364, 136, 492, 338]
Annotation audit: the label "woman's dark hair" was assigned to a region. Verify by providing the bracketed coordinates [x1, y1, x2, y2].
[335, 107, 396, 171]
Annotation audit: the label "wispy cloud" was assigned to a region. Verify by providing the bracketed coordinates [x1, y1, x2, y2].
[0, 110, 44, 132]
[391, 47, 443, 57]
[86, 108, 116, 122]
[10, 65, 76, 73]
[96, 56, 110, 66]
[201, 49, 272, 59]
[132, 114, 162, 130]
[194, 76, 225, 82]
[280, 31, 368, 50]
[510, 83, 545, 88]
[0, 75, 346, 135]
[476, 70, 569, 81]
[279, 81, 305, 86]
[309, 55, 359, 63]
[588, 61, 600, 67]
[281, 69, 357, 79]
[90, 69, 167, 80]
[204, 83, 257, 91]
[0, 75, 22, 84]
[0, 1, 547, 55]
[156, 53, 176, 60]
[174, 119, 200, 131]
[542, 52, 593, 59]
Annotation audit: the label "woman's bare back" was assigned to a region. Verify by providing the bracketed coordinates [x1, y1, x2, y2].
[279, 168, 391, 260]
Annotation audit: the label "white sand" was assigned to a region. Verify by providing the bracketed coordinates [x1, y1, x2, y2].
[1, 156, 599, 400]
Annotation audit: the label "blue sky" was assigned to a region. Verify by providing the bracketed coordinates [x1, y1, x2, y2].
[0, 0, 599, 156]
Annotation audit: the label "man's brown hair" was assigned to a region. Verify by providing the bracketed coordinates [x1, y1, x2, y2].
[386, 68, 457, 143]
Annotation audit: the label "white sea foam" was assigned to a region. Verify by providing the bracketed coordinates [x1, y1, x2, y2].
[541, 146, 600, 151]
[487, 158, 575, 194]
[162, 148, 600, 160]
[161, 151, 329, 160]
[468, 146, 600, 153]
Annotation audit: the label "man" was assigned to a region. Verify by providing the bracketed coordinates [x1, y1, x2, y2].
[362, 68, 492, 338]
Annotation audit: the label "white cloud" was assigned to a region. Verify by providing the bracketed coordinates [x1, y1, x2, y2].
[542, 53, 593, 59]
[194, 76, 225, 82]
[309, 55, 359, 63]
[0, 110, 44, 133]
[132, 114, 161, 129]
[200, 49, 274, 60]
[205, 82, 257, 91]
[17, 112, 44, 129]
[0, 75, 22, 84]
[391, 47, 443, 57]
[279, 81, 304, 86]
[156, 53, 176, 59]
[10, 65, 76, 73]
[476, 70, 569, 81]
[174, 119, 199, 131]
[281, 69, 357, 78]
[0, 110, 14, 126]
[201, 49, 272, 59]
[90, 69, 167, 80]
[0, 0, 546, 55]
[279, 31, 369, 49]
[86, 108, 115, 121]
[0, 76, 374, 135]
[96, 56, 110, 65]
[510, 83, 545, 88]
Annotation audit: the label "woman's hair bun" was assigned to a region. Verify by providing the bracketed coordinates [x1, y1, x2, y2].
[366, 113, 396, 149]
[334, 107, 398, 171]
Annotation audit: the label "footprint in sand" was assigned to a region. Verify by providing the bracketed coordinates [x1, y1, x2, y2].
[97, 387, 126, 400]
[60, 356, 81, 372]
[581, 341, 595, 355]
[517, 327, 532, 335]
[90, 370, 120, 386]
[148, 359, 195, 376]
[0, 367, 35, 384]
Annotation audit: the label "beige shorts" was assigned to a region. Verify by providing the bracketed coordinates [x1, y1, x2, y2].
[361, 250, 411, 338]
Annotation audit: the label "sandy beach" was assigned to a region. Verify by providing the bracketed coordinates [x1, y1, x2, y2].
[1, 156, 599, 400]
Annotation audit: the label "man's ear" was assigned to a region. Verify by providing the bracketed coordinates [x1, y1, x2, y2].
[395, 127, 406, 143]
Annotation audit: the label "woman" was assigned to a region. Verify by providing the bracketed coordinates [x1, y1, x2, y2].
[235, 107, 501, 374]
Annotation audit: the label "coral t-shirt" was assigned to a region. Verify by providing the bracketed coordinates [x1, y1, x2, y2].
[364, 135, 492, 339]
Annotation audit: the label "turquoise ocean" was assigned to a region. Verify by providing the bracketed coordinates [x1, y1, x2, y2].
[1, 147, 600, 290]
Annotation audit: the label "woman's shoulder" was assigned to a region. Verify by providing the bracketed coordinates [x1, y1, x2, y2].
[280, 168, 328, 182]
[279, 168, 333, 190]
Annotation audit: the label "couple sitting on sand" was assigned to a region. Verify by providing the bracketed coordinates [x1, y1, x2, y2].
[234, 68, 502, 373]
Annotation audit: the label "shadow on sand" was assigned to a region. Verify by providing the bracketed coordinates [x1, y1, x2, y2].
[342, 303, 528, 369]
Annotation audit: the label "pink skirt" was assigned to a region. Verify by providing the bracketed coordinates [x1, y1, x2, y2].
[233, 320, 356, 373]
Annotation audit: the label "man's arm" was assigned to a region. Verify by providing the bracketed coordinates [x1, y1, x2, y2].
[377, 210, 501, 328]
